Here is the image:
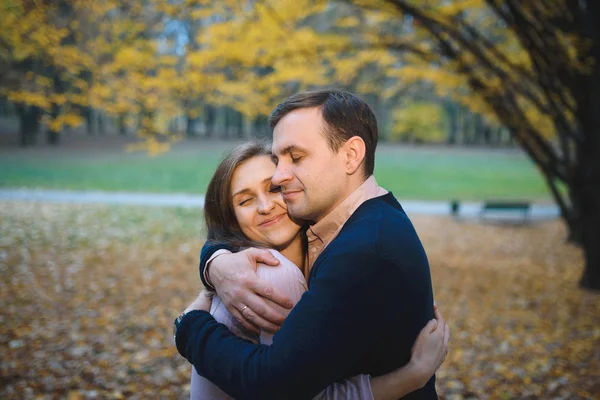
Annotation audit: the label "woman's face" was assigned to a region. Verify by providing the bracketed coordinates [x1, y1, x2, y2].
[230, 155, 302, 249]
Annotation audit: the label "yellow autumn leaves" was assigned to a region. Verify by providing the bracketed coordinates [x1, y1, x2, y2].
[1, 0, 583, 146]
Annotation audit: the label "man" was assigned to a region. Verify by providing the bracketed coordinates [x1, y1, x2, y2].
[175, 90, 439, 399]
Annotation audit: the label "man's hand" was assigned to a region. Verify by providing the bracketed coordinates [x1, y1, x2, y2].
[208, 248, 293, 334]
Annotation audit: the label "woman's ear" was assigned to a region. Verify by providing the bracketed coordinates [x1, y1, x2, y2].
[343, 136, 366, 175]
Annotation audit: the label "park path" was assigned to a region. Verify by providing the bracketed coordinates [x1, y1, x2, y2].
[0, 188, 560, 220]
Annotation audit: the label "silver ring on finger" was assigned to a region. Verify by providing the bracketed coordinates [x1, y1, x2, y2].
[240, 305, 249, 315]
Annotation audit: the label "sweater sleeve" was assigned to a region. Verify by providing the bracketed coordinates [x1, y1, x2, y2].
[198, 240, 235, 289]
[314, 375, 374, 400]
[177, 251, 396, 400]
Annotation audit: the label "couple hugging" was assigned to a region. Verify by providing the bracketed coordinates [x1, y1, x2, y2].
[174, 90, 450, 399]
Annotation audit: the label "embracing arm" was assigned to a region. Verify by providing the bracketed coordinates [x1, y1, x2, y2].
[319, 310, 450, 400]
[370, 310, 449, 400]
[177, 253, 404, 400]
[198, 241, 235, 289]
[198, 242, 291, 334]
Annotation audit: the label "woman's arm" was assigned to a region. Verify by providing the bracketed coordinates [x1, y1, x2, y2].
[314, 307, 449, 400]
[370, 307, 450, 400]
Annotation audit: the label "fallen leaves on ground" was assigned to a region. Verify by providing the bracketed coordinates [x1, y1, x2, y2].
[0, 202, 598, 399]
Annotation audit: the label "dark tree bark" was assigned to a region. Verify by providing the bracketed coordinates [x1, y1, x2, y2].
[186, 117, 197, 137]
[204, 105, 215, 138]
[16, 104, 41, 147]
[118, 113, 127, 136]
[223, 107, 231, 140]
[85, 107, 94, 135]
[97, 112, 105, 135]
[444, 101, 459, 145]
[253, 115, 269, 138]
[571, 2, 600, 289]
[371, 0, 600, 290]
[236, 111, 245, 139]
[47, 102, 60, 145]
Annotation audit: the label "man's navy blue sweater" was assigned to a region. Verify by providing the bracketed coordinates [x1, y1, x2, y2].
[177, 193, 437, 399]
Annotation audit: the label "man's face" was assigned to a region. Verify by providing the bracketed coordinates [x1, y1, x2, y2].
[271, 107, 348, 223]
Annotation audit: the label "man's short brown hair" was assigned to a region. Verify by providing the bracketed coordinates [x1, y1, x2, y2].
[268, 89, 378, 176]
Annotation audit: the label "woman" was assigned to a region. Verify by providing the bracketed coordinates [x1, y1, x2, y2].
[190, 142, 449, 399]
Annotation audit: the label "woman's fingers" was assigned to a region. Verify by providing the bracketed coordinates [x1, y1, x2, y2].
[434, 305, 442, 320]
[444, 323, 451, 347]
[425, 318, 439, 334]
[434, 307, 446, 329]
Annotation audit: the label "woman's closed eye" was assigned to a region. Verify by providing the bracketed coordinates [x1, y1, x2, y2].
[238, 197, 254, 206]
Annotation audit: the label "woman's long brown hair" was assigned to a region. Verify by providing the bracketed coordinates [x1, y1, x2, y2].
[204, 141, 272, 250]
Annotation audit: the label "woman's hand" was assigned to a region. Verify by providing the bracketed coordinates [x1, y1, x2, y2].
[408, 304, 451, 388]
[183, 290, 214, 314]
[369, 305, 450, 400]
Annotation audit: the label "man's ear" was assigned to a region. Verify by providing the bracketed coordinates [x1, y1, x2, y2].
[343, 136, 366, 175]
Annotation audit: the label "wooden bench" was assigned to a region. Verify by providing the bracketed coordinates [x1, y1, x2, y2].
[480, 201, 531, 220]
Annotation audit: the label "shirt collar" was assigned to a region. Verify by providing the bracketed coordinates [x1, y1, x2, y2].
[307, 175, 388, 247]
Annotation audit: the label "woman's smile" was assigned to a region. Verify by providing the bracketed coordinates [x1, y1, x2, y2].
[258, 213, 286, 228]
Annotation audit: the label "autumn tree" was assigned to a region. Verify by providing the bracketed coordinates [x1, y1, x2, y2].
[6, 0, 598, 290]
[336, 0, 599, 290]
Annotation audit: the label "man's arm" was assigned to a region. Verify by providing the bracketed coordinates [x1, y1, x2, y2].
[177, 252, 399, 400]
[198, 241, 292, 333]
[198, 241, 235, 289]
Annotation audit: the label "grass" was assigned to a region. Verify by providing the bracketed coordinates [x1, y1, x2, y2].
[0, 139, 550, 201]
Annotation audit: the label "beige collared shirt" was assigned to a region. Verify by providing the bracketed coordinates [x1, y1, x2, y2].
[304, 175, 388, 277]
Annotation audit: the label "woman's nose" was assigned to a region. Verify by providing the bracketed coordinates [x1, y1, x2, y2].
[257, 197, 275, 214]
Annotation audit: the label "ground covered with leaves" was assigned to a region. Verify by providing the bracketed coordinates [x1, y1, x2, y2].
[1, 202, 598, 399]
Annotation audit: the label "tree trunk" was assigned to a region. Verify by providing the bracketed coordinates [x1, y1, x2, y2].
[204, 105, 215, 138]
[574, 181, 600, 290]
[118, 113, 127, 135]
[473, 113, 483, 145]
[444, 101, 458, 145]
[186, 117, 196, 137]
[224, 107, 231, 140]
[16, 104, 40, 147]
[574, 1, 600, 291]
[47, 103, 60, 145]
[85, 107, 94, 135]
[253, 115, 269, 138]
[482, 125, 492, 146]
[571, 139, 600, 290]
[97, 112, 105, 135]
[236, 111, 244, 138]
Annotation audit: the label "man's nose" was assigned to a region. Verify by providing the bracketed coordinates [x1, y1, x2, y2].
[272, 163, 292, 186]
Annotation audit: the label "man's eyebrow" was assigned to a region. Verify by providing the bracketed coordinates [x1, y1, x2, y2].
[232, 177, 273, 198]
[277, 145, 308, 155]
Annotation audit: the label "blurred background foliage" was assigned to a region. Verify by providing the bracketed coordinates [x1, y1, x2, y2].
[2, 0, 599, 289]
[1, 0, 524, 148]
